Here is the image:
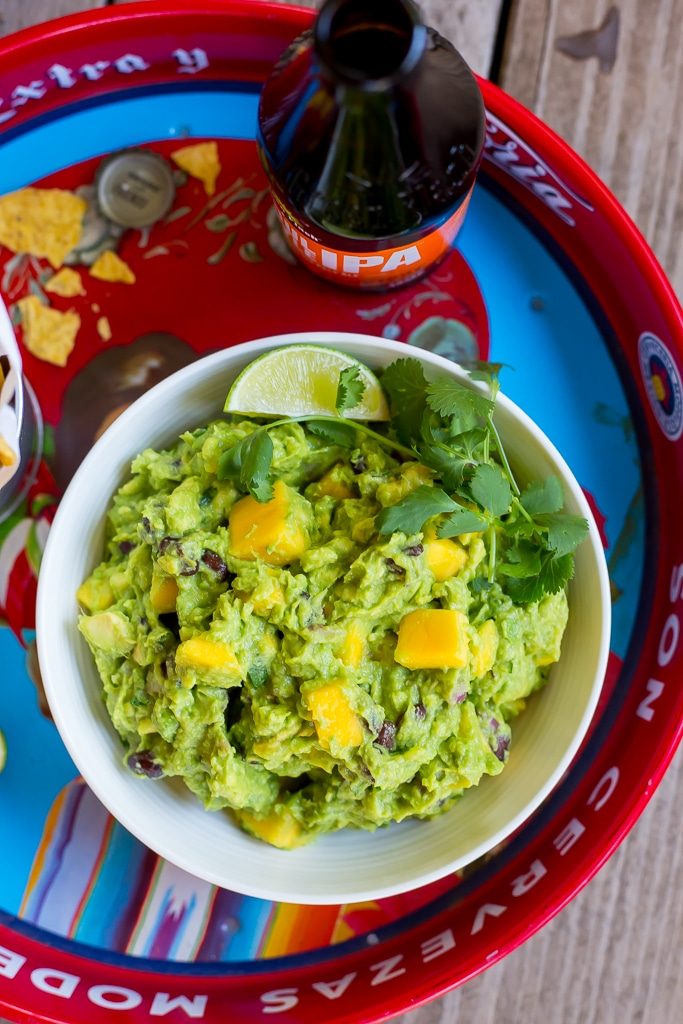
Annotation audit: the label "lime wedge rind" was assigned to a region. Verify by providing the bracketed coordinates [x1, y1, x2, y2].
[224, 344, 390, 421]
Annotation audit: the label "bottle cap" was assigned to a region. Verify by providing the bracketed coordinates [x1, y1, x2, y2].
[96, 150, 176, 228]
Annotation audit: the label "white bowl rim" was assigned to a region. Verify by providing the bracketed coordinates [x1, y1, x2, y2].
[37, 331, 612, 904]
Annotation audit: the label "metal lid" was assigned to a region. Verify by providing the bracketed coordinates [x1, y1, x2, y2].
[96, 150, 176, 228]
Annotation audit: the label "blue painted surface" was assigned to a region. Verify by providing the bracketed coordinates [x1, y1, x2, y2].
[0, 86, 644, 951]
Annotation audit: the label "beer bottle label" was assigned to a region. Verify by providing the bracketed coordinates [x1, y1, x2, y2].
[272, 189, 473, 287]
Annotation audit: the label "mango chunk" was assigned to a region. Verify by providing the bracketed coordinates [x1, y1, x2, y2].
[239, 809, 303, 849]
[470, 619, 499, 678]
[150, 574, 179, 614]
[341, 621, 365, 668]
[77, 576, 114, 612]
[176, 636, 239, 671]
[307, 682, 364, 748]
[377, 462, 432, 506]
[229, 480, 309, 565]
[394, 609, 469, 669]
[175, 636, 242, 687]
[317, 467, 354, 500]
[425, 538, 467, 581]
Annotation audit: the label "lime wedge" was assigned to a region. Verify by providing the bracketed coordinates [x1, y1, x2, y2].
[225, 344, 390, 420]
[0, 728, 6, 773]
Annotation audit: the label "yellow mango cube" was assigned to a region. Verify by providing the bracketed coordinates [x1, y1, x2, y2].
[175, 637, 242, 686]
[77, 577, 114, 612]
[150, 574, 179, 614]
[341, 621, 365, 668]
[238, 809, 303, 849]
[425, 538, 467, 581]
[307, 682, 364, 748]
[317, 468, 354, 500]
[229, 480, 309, 565]
[470, 619, 499, 678]
[394, 609, 469, 669]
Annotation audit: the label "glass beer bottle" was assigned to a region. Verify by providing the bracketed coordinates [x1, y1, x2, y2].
[258, 0, 485, 291]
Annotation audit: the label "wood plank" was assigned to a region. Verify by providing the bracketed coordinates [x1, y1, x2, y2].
[398, 747, 683, 1024]
[498, 0, 683, 297]
[0, 0, 105, 37]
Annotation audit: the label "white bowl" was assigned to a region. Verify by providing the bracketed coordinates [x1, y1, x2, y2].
[37, 333, 611, 905]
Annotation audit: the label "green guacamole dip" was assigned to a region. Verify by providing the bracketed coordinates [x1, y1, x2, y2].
[78, 419, 568, 848]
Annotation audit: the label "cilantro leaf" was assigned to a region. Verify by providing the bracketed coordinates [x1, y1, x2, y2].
[437, 507, 488, 537]
[470, 577, 493, 593]
[469, 462, 512, 516]
[497, 541, 542, 578]
[336, 365, 366, 414]
[506, 552, 574, 603]
[377, 485, 455, 535]
[418, 443, 470, 490]
[307, 419, 357, 447]
[520, 476, 564, 516]
[543, 513, 589, 557]
[462, 360, 508, 387]
[425, 377, 493, 433]
[240, 430, 273, 502]
[381, 358, 428, 443]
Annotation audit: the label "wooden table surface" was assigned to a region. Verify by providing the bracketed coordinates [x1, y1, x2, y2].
[0, 1, 681, 1022]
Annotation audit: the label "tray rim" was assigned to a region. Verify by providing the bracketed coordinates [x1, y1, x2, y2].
[0, 3, 681, 1023]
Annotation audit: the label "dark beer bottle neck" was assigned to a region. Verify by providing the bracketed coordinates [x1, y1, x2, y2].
[313, 0, 427, 90]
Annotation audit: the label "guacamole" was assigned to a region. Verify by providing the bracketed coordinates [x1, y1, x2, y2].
[78, 419, 568, 848]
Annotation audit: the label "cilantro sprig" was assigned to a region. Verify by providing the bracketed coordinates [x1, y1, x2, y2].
[219, 356, 588, 604]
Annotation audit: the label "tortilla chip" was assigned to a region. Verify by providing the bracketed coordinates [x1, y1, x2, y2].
[170, 142, 220, 196]
[96, 315, 112, 342]
[0, 188, 86, 269]
[0, 435, 17, 467]
[45, 267, 85, 298]
[89, 250, 136, 284]
[17, 296, 80, 367]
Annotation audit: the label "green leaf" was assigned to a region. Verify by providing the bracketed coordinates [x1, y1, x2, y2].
[377, 485, 455, 535]
[506, 552, 574, 603]
[543, 513, 589, 557]
[425, 377, 493, 431]
[463, 360, 508, 386]
[417, 443, 470, 490]
[437, 507, 488, 537]
[306, 419, 358, 447]
[381, 358, 429, 443]
[470, 462, 512, 516]
[470, 577, 493, 593]
[240, 430, 273, 502]
[497, 541, 542, 578]
[335, 365, 366, 414]
[217, 429, 273, 501]
[520, 476, 564, 516]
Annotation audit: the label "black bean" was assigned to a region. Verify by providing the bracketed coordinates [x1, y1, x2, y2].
[160, 660, 168, 678]
[376, 721, 396, 750]
[494, 735, 510, 762]
[404, 544, 424, 557]
[414, 702, 426, 721]
[351, 455, 367, 475]
[385, 557, 405, 577]
[159, 536, 178, 555]
[141, 516, 152, 536]
[202, 549, 230, 582]
[300, 590, 310, 600]
[127, 751, 163, 778]
[119, 540, 135, 555]
[179, 562, 199, 577]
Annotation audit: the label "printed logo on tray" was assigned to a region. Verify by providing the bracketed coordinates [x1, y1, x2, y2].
[484, 113, 594, 227]
[638, 332, 683, 441]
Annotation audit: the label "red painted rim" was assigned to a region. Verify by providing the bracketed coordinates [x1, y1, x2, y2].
[0, 4, 681, 1023]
